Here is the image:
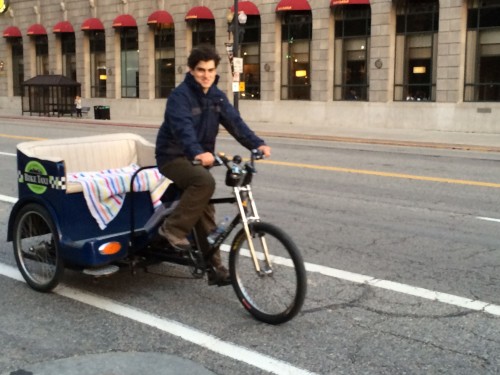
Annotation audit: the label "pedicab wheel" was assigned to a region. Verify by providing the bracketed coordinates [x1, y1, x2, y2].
[229, 222, 307, 325]
[13, 203, 64, 292]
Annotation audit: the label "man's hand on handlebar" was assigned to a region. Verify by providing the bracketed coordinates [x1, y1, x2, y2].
[257, 145, 271, 158]
[194, 152, 215, 167]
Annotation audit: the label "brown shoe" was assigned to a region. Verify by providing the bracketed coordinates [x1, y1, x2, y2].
[207, 249, 231, 286]
[157, 227, 191, 252]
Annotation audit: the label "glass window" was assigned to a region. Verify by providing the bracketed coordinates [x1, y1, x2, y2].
[89, 30, 106, 98]
[281, 11, 312, 100]
[120, 27, 139, 98]
[465, 0, 500, 102]
[394, 0, 439, 102]
[34, 35, 49, 75]
[334, 5, 371, 101]
[154, 25, 175, 98]
[10, 37, 24, 96]
[191, 20, 215, 47]
[61, 33, 76, 81]
[240, 15, 260, 100]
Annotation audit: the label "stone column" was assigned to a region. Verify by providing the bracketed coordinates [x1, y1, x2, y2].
[436, 0, 466, 103]
[310, 5, 331, 102]
[369, 0, 394, 102]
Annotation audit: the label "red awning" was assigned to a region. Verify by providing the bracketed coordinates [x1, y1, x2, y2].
[276, 0, 311, 12]
[112, 14, 137, 28]
[147, 10, 174, 26]
[81, 18, 105, 31]
[230, 1, 260, 16]
[27, 24, 47, 36]
[331, 0, 370, 6]
[53, 21, 74, 33]
[3, 26, 22, 38]
[185, 6, 214, 20]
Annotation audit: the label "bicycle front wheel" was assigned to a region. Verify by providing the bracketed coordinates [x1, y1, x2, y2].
[229, 222, 307, 324]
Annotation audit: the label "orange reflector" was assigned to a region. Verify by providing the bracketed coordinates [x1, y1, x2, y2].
[98, 242, 122, 255]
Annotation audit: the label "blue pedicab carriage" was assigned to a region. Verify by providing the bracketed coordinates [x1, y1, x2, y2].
[7, 133, 307, 324]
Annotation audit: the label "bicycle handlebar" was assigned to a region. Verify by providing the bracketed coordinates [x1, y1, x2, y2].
[192, 149, 264, 168]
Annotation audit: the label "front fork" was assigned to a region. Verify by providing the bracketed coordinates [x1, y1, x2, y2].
[234, 185, 273, 274]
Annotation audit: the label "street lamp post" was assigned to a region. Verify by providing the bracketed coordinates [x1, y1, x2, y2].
[228, 1, 247, 110]
[233, 0, 240, 110]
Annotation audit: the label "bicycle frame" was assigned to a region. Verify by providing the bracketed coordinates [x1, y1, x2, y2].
[208, 155, 273, 276]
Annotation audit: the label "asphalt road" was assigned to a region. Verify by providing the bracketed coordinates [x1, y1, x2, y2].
[0, 118, 499, 374]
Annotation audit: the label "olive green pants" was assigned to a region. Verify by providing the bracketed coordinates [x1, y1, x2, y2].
[158, 157, 216, 253]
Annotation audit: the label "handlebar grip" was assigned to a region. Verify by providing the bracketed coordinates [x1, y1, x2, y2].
[251, 149, 265, 160]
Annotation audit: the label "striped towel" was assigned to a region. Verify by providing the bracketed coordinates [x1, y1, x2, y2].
[68, 164, 170, 230]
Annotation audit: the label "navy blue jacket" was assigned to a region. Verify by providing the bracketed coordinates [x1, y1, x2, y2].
[156, 73, 265, 167]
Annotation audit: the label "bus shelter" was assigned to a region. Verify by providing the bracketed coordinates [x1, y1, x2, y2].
[21, 75, 81, 117]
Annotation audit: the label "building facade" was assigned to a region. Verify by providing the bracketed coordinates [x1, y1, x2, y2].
[0, 0, 499, 133]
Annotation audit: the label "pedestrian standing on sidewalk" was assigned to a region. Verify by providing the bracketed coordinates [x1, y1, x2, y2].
[155, 45, 271, 286]
[74, 95, 82, 118]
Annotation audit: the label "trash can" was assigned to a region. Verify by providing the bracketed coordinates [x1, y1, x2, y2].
[100, 106, 111, 120]
[94, 105, 101, 120]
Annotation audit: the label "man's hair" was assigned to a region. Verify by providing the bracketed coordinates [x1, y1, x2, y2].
[187, 45, 221, 70]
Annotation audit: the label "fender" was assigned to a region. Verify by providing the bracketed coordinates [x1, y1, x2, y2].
[6, 196, 61, 242]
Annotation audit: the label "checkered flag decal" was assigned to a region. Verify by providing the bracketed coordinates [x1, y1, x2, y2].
[49, 176, 66, 190]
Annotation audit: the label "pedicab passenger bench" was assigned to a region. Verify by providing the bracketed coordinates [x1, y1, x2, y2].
[12, 133, 170, 268]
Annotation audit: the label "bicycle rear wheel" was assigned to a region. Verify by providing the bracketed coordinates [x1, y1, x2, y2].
[229, 222, 307, 324]
[13, 203, 64, 292]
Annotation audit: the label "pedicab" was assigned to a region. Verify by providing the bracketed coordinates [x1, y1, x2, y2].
[7, 133, 306, 324]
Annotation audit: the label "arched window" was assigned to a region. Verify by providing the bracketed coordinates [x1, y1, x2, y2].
[281, 11, 312, 100]
[465, 0, 500, 101]
[11, 37, 24, 96]
[333, 4, 371, 101]
[148, 10, 175, 98]
[192, 20, 215, 47]
[34, 35, 49, 75]
[82, 18, 106, 98]
[120, 27, 139, 98]
[89, 31, 106, 98]
[186, 6, 216, 48]
[3, 27, 24, 96]
[394, 0, 439, 102]
[60, 33, 76, 81]
[240, 14, 261, 100]
[54, 22, 76, 81]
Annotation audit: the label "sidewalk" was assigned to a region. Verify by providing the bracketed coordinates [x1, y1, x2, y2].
[5, 113, 500, 152]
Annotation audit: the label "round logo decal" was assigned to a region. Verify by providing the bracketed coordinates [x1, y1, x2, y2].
[0, 0, 10, 14]
[24, 161, 49, 194]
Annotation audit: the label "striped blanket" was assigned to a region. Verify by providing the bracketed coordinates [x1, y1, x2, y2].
[68, 164, 170, 230]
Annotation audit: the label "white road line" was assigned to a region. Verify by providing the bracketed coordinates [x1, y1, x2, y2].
[0, 194, 18, 204]
[0, 151, 15, 157]
[0, 263, 317, 375]
[220, 245, 500, 317]
[476, 216, 500, 224]
[2, 191, 500, 318]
